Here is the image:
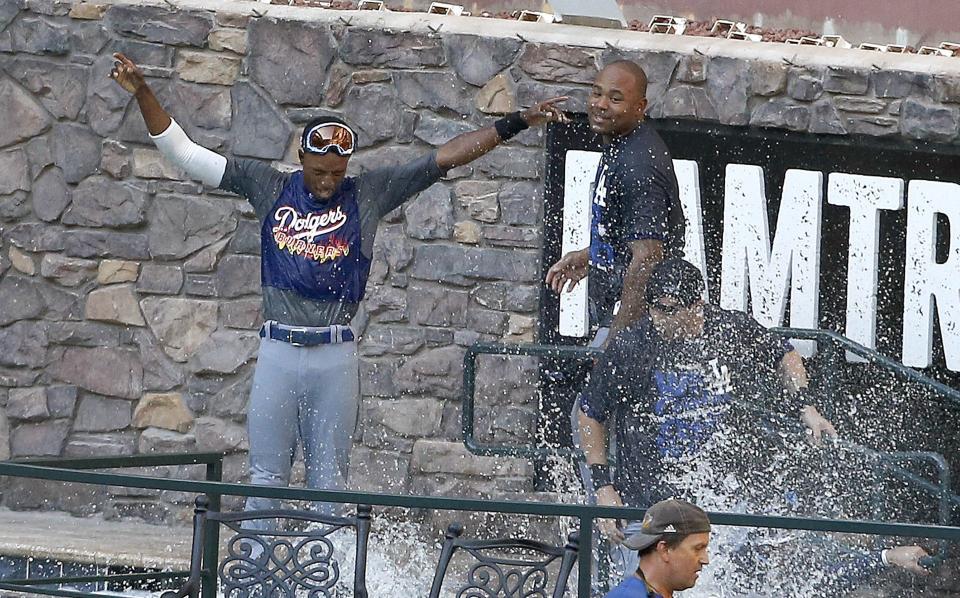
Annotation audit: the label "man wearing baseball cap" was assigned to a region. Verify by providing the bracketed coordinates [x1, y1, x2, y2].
[578, 258, 837, 538]
[606, 499, 711, 597]
[109, 52, 568, 515]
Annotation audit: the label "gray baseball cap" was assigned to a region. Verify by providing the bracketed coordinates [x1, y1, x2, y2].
[623, 499, 711, 551]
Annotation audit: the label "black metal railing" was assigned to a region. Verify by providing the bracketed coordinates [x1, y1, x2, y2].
[0, 460, 958, 598]
[0, 452, 223, 598]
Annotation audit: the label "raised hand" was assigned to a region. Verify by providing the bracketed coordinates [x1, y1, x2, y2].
[521, 96, 571, 128]
[109, 52, 147, 95]
[546, 248, 589, 294]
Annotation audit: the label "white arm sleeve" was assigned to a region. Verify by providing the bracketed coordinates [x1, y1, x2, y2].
[149, 119, 228, 188]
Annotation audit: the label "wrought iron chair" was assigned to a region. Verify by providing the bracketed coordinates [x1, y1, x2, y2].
[162, 496, 372, 598]
[427, 523, 580, 598]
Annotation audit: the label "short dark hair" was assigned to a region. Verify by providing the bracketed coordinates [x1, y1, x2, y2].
[637, 532, 687, 558]
[604, 59, 648, 98]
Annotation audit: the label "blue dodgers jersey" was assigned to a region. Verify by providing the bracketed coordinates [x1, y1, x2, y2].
[260, 173, 371, 303]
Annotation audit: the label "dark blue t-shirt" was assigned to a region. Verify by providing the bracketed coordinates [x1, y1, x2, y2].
[588, 123, 685, 325]
[579, 306, 792, 506]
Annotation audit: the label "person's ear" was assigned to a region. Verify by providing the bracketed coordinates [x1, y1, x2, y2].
[298, 149, 304, 164]
[656, 539, 671, 560]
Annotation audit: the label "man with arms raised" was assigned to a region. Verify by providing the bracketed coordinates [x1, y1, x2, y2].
[109, 53, 567, 514]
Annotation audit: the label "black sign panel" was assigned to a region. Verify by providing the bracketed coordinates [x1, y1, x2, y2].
[540, 117, 960, 376]
[536, 118, 960, 487]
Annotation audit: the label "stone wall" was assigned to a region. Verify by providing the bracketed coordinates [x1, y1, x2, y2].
[0, 0, 958, 521]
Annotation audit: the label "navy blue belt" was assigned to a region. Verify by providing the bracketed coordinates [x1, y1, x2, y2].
[259, 323, 354, 346]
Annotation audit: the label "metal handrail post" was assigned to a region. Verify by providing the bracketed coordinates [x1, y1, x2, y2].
[201, 457, 224, 598]
[578, 514, 593, 598]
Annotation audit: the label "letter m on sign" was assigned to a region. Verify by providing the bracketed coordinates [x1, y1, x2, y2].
[719, 165, 823, 356]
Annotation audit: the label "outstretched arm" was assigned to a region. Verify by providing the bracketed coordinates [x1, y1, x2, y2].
[110, 53, 226, 187]
[778, 350, 838, 443]
[110, 52, 171, 135]
[435, 97, 569, 171]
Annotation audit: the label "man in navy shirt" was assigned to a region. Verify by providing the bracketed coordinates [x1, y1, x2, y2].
[579, 259, 836, 537]
[110, 52, 567, 514]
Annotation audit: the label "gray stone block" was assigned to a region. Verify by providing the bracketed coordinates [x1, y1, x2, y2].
[0, 277, 46, 326]
[221, 298, 262, 330]
[472, 282, 538, 312]
[663, 85, 717, 120]
[105, 5, 213, 47]
[498, 181, 541, 226]
[46, 385, 77, 418]
[347, 446, 411, 494]
[340, 28, 445, 69]
[676, 55, 707, 83]
[364, 284, 408, 321]
[7, 387, 49, 421]
[136, 332, 185, 392]
[404, 184, 454, 240]
[482, 224, 541, 248]
[168, 81, 232, 131]
[809, 100, 847, 135]
[227, 219, 262, 255]
[193, 416, 248, 453]
[207, 368, 252, 419]
[138, 427, 196, 453]
[446, 34, 521, 87]
[10, 419, 69, 457]
[514, 77, 589, 111]
[467, 307, 508, 335]
[873, 70, 917, 99]
[413, 112, 473, 147]
[64, 432, 137, 457]
[786, 69, 823, 102]
[52, 346, 143, 399]
[396, 71, 473, 117]
[359, 326, 425, 357]
[147, 194, 238, 260]
[395, 346, 464, 399]
[215, 254, 260, 298]
[0, 76, 50, 149]
[409, 283, 468, 327]
[137, 264, 184, 295]
[750, 98, 810, 132]
[25, 135, 52, 180]
[184, 273, 218, 297]
[0, 148, 30, 195]
[372, 223, 413, 272]
[140, 297, 217, 362]
[63, 230, 151, 260]
[8, 16, 69, 55]
[32, 167, 70, 222]
[108, 38, 175, 67]
[62, 176, 149, 228]
[230, 81, 293, 160]
[518, 44, 598, 84]
[247, 18, 336, 106]
[360, 358, 398, 398]
[0, 411, 8, 461]
[411, 245, 540, 284]
[844, 115, 899, 137]
[705, 57, 750, 125]
[823, 67, 869, 95]
[74, 394, 133, 432]
[46, 321, 120, 347]
[3, 57, 87, 119]
[834, 97, 887, 114]
[748, 62, 787, 97]
[187, 329, 258, 375]
[341, 83, 402, 148]
[39, 254, 97, 287]
[50, 123, 102, 184]
[900, 99, 960, 142]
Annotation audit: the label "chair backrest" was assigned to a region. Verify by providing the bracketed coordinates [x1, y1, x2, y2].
[167, 496, 372, 598]
[427, 523, 580, 598]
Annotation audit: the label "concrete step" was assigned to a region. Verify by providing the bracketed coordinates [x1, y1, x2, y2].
[0, 508, 191, 570]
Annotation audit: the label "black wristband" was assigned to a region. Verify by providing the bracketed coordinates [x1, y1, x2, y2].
[494, 111, 529, 141]
[589, 464, 613, 491]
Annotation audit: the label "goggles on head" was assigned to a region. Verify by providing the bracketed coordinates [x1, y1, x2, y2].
[302, 122, 356, 156]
